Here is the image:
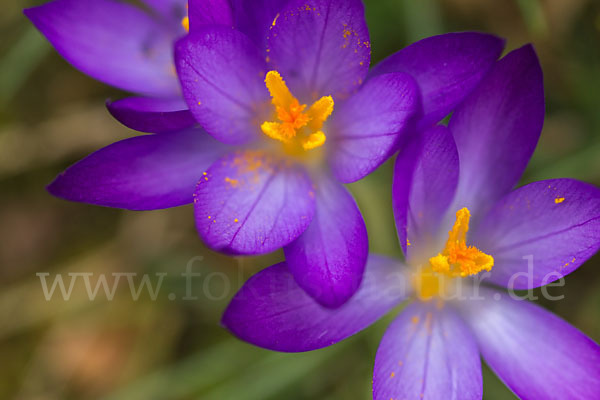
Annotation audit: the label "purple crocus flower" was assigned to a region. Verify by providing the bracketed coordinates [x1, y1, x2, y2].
[36, 0, 506, 308]
[222, 45, 600, 399]
[25, 0, 197, 133]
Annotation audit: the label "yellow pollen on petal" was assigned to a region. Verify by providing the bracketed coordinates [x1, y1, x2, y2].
[555, 197, 565, 204]
[225, 177, 239, 188]
[261, 70, 333, 152]
[181, 16, 189, 32]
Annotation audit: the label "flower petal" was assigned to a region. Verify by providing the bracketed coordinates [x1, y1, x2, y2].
[188, 0, 234, 31]
[393, 126, 459, 259]
[25, 0, 179, 97]
[371, 32, 505, 130]
[143, 0, 187, 26]
[47, 128, 225, 210]
[459, 288, 600, 399]
[195, 151, 315, 255]
[175, 27, 269, 145]
[449, 45, 544, 217]
[472, 179, 600, 289]
[267, 0, 370, 100]
[222, 255, 408, 352]
[106, 97, 196, 133]
[373, 302, 482, 400]
[230, 0, 292, 48]
[328, 72, 419, 183]
[284, 174, 368, 308]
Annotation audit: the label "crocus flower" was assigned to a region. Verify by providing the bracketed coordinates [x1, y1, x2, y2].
[221, 44, 600, 399]
[25, 0, 197, 133]
[40, 0, 506, 308]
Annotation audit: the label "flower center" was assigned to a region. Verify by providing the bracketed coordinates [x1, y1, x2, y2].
[413, 207, 494, 300]
[261, 71, 334, 153]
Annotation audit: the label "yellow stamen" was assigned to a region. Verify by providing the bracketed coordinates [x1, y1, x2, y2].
[265, 71, 296, 110]
[302, 131, 326, 150]
[261, 71, 333, 151]
[413, 208, 494, 301]
[306, 96, 334, 131]
[429, 208, 494, 278]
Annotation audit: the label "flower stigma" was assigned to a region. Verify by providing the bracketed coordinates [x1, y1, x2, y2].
[414, 207, 494, 300]
[261, 71, 333, 154]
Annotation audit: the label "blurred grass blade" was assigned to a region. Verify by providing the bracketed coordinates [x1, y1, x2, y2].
[400, 0, 443, 42]
[527, 141, 600, 183]
[103, 339, 264, 400]
[199, 345, 343, 400]
[0, 25, 50, 105]
[103, 340, 343, 400]
[516, 0, 548, 36]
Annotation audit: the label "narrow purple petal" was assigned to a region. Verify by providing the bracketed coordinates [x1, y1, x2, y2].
[25, 0, 179, 97]
[195, 151, 315, 255]
[450, 45, 545, 217]
[267, 0, 370, 100]
[393, 126, 459, 259]
[284, 174, 368, 308]
[188, 0, 234, 31]
[222, 255, 409, 352]
[230, 0, 292, 48]
[328, 72, 419, 183]
[106, 97, 196, 134]
[459, 288, 600, 399]
[175, 27, 269, 145]
[47, 129, 225, 210]
[472, 179, 600, 289]
[371, 32, 505, 129]
[373, 302, 482, 400]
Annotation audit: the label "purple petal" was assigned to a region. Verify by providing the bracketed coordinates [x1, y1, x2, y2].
[450, 45, 545, 217]
[25, 0, 179, 97]
[175, 27, 269, 145]
[267, 0, 370, 100]
[393, 126, 459, 258]
[106, 97, 196, 133]
[222, 255, 408, 352]
[188, 0, 234, 31]
[459, 288, 600, 399]
[195, 151, 315, 255]
[143, 0, 187, 27]
[284, 174, 368, 308]
[373, 302, 482, 400]
[230, 0, 292, 48]
[472, 179, 600, 289]
[47, 128, 225, 210]
[371, 32, 505, 129]
[328, 72, 419, 183]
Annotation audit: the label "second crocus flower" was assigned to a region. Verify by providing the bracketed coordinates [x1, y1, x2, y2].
[222, 44, 600, 399]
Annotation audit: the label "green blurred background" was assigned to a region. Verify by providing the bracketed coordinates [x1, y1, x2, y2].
[1, 0, 600, 399]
